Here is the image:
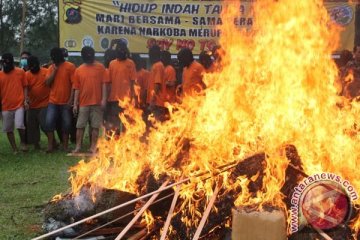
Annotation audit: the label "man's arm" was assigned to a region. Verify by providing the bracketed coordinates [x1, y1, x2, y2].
[23, 87, 29, 110]
[130, 79, 137, 105]
[68, 88, 75, 106]
[101, 83, 108, 110]
[73, 89, 79, 115]
[151, 83, 161, 105]
[45, 65, 58, 87]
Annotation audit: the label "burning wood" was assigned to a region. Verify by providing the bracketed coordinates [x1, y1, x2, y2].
[42, 186, 137, 238]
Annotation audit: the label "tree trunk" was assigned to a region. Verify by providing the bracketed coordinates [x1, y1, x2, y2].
[0, 0, 3, 52]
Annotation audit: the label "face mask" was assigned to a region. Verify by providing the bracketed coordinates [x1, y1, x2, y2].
[20, 59, 28, 68]
[82, 56, 94, 64]
[3, 64, 14, 73]
[30, 65, 40, 74]
[64, 57, 69, 61]
[51, 55, 64, 65]
[117, 51, 127, 60]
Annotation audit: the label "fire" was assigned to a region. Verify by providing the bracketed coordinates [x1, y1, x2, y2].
[68, 0, 360, 236]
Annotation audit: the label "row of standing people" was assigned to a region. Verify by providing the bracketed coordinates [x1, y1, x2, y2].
[0, 43, 217, 154]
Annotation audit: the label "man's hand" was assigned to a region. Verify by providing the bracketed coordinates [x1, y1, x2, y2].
[24, 100, 29, 110]
[73, 105, 78, 116]
[101, 99, 107, 111]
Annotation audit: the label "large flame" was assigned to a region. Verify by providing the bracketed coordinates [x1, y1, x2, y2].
[69, 0, 360, 235]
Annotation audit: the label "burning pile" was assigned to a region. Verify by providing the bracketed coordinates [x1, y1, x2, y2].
[43, 0, 360, 239]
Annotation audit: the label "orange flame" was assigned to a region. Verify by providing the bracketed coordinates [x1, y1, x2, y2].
[68, 0, 360, 235]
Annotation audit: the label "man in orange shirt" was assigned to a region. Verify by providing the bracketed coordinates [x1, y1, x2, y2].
[45, 47, 76, 152]
[26, 56, 50, 150]
[178, 48, 206, 97]
[132, 54, 150, 108]
[161, 51, 178, 104]
[199, 51, 215, 73]
[147, 45, 168, 122]
[72, 47, 107, 153]
[104, 42, 136, 135]
[0, 53, 28, 153]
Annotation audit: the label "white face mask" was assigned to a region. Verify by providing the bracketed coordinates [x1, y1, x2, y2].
[64, 57, 69, 61]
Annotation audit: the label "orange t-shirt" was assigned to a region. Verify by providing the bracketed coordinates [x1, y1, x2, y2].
[73, 62, 108, 107]
[136, 68, 150, 106]
[47, 61, 76, 104]
[147, 61, 165, 107]
[164, 65, 177, 103]
[182, 61, 205, 96]
[0, 67, 27, 111]
[26, 68, 50, 109]
[106, 59, 137, 103]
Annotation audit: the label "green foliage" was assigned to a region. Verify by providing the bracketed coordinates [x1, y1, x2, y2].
[0, 0, 58, 63]
[0, 131, 80, 239]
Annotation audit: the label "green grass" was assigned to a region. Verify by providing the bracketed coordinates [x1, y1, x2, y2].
[0, 131, 81, 239]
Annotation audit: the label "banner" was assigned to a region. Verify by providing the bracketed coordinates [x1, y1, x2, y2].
[59, 0, 356, 54]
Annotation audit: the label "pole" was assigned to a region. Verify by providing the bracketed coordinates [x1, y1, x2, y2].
[20, 0, 27, 55]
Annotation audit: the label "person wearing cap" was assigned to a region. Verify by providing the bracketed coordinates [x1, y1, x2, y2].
[25, 56, 50, 150]
[147, 45, 168, 122]
[0, 53, 29, 153]
[104, 42, 136, 136]
[45, 47, 76, 152]
[132, 54, 150, 109]
[199, 50, 215, 73]
[72, 46, 107, 153]
[161, 51, 178, 104]
[177, 48, 206, 97]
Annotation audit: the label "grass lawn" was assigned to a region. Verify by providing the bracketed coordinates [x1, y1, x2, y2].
[0, 130, 82, 239]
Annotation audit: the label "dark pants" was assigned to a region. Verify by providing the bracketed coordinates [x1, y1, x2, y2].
[45, 103, 72, 134]
[152, 105, 170, 122]
[104, 101, 124, 135]
[26, 107, 47, 144]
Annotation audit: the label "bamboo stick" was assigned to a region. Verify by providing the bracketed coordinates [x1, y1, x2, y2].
[314, 227, 333, 240]
[33, 158, 243, 240]
[160, 184, 182, 240]
[32, 180, 184, 240]
[192, 184, 220, 240]
[115, 181, 170, 240]
[74, 193, 175, 239]
[128, 228, 148, 240]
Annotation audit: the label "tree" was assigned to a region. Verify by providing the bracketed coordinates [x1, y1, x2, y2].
[0, 0, 58, 63]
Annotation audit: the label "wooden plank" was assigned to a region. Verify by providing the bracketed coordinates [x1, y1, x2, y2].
[115, 181, 169, 240]
[160, 184, 182, 240]
[192, 185, 220, 240]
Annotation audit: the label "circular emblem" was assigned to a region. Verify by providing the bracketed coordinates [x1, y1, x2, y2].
[330, 5, 353, 26]
[301, 181, 351, 230]
[100, 38, 110, 50]
[82, 36, 94, 48]
[64, 39, 77, 48]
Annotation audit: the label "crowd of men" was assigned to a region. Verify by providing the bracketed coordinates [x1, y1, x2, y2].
[2, 43, 358, 155]
[0, 42, 218, 154]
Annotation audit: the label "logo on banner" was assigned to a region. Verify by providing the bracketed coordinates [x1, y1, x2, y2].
[82, 36, 94, 48]
[64, 39, 77, 48]
[330, 5, 353, 26]
[63, 0, 82, 24]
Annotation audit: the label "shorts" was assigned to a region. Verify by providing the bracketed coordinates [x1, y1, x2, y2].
[2, 107, 25, 132]
[45, 103, 72, 133]
[76, 105, 103, 129]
